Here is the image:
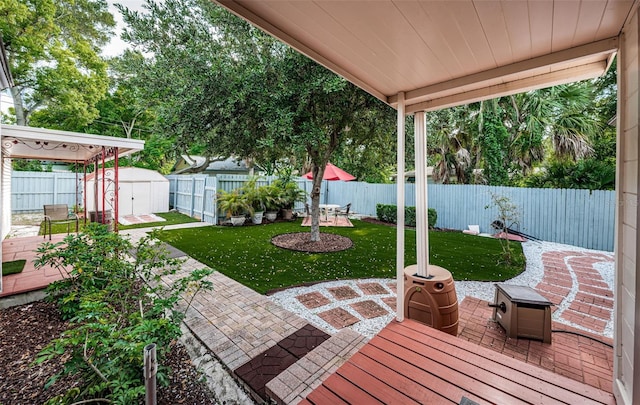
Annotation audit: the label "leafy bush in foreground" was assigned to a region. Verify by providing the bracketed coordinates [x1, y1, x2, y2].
[34, 224, 213, 404]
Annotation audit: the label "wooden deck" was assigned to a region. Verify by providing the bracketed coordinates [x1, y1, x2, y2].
[302, 319, 615, 405]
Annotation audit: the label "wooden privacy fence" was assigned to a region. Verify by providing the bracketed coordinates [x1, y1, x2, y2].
[14, 172, 612, 251]
[11, 171, 82, 213]
[328, 181, 616, 251]
[166, 175, 615, 251]
[166, 174, 312, 226]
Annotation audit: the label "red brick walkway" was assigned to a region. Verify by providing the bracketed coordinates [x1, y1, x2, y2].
[536, 251, 614, 335]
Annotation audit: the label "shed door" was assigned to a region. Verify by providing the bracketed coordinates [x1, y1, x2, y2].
[119, 183, 134, 216]
[119, 182, 151, 216]
[132, 182, 151, 215]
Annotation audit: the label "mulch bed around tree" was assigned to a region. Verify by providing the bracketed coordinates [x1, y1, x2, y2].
[0, 300, 217, 405]
[271, 232, 353, 253]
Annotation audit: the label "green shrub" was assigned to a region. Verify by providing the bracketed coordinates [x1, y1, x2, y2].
[376, 204, 437, 228]
[33, 223, 213, 404]
[429, 208, 437, 228]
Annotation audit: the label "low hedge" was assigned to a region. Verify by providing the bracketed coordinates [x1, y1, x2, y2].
[376, 204, 437, 228]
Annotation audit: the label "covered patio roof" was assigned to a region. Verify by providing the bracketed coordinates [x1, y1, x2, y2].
[1, 124, 144, 163]
[217, 0, 634, 112]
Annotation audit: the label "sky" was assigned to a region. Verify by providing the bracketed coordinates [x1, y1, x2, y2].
[104, 0, 148, 57]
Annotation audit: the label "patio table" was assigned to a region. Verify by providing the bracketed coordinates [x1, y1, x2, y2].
[319, 204, 340, 221]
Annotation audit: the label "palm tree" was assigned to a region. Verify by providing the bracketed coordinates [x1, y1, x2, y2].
[424, 81, 601, 186]
[548, 84, 599, 160]
[470, 82, 599, 181]
[508, 83, 598, 163]
[428, 128, 471, 184]
[427, 109, 473, 184]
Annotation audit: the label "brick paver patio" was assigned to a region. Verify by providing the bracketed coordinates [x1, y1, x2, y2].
[1, 234, 68, 298]
[457, 296, 614, 393]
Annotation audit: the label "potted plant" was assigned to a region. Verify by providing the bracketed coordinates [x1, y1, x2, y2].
[72, 204, 85, 219]
[275, 179, 307, 220]
[243, 177, 266, 225]
[260, 184, 282, 222]
[216, 189, 252, 226]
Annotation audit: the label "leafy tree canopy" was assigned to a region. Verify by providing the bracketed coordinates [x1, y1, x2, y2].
[1, 0, 115, 127]
[423, 74, 612, 189]
[118, 0, 396, 239]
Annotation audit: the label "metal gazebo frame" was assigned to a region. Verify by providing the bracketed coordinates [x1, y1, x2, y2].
[1, 124, 144, 234]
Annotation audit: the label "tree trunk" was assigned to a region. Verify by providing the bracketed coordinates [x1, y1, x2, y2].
[10, 87, 27, 126]
[122, 118, 136, 138]
[309, 164, 326, 242]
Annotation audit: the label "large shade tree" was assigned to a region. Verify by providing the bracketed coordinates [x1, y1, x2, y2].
[0, 0, 115, 126]
[119, 0, 395, 241]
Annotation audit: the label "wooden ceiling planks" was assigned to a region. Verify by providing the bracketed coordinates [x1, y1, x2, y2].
[218, 0, 633, 110]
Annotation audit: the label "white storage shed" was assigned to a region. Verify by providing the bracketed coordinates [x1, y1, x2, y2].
[85, 168, 169, 216]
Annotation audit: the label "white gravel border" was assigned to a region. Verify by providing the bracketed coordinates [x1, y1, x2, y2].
[269, 240, 614, 339]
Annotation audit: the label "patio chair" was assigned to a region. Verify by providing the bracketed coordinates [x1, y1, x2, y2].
[43, 204, 79, 240]
[334, 203, 351, 219]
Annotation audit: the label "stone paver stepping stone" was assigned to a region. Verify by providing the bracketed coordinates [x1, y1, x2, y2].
[235, 345, 298, 401]
[295, 291, 330, 309]
[327, 286, 359, 300]
[350, 300, 388, 319]
[278, 323, 331, 358]
[357, 282, 388, 295]
[382, 297, 397, 310]
[317, 307, 359, 329]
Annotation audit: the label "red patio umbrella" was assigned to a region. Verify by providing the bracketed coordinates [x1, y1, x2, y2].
[303, 162, 356, 181]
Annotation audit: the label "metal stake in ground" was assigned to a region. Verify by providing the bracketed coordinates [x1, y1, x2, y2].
[144, 343, 157, 405]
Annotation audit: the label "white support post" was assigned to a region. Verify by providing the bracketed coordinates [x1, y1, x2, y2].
[396, 92, 406, 322]
[414, 111, 429, 277]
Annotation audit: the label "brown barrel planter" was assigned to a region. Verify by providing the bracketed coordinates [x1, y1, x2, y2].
[403, 264, 459, 336]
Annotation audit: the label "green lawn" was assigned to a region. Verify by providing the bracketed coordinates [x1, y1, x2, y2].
[156, 219, 525, 294]
[40, 212, 198, 235]
[2, 260, 26, 276]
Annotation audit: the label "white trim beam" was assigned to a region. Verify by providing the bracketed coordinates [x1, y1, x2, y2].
[406, 61, 607, 114]
[414, 111, 429, 277]
[1, 125, 145, 150]
[389, 37, 618, 107]
[396, 92, 406, 322]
